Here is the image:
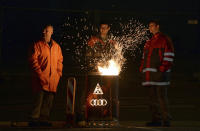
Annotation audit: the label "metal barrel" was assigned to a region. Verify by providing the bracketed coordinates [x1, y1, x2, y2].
[85, 72, 119, 122]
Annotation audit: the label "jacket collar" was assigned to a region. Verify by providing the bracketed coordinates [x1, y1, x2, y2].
[153, 32, 161, 39]
[41, 38, 55, 47]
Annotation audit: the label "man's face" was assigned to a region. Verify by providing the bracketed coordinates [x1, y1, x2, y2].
[100, 24, 110, 36]
[43, 26, 53, 41]
[149, 22, 159, 35]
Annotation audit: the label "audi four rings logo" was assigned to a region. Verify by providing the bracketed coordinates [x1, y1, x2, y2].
[90, 83, 108, 107]
[90, 99, 107, 106]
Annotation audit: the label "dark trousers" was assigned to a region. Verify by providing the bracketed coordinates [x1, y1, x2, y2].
[30, 90, 55, 121]
[147, 86, 171, 122]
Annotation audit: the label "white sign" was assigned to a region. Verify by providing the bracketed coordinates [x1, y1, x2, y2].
[90, 99, 107, 106]
[90, 83, 107, 106]
[93, 83, 103, 95]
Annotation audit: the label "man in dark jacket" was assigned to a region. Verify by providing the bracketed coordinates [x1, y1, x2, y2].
[140, 20, 174, 127]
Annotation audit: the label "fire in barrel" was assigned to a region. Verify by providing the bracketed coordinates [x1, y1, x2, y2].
[86, 59, 120, 122]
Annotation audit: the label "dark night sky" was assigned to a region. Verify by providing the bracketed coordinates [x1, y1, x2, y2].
[1, 0, 200, 12]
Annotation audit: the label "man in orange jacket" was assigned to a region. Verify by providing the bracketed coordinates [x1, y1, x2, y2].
[28, 24, 63, 126]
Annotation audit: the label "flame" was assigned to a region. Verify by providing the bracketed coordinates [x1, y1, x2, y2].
[98, 60, 120, 76]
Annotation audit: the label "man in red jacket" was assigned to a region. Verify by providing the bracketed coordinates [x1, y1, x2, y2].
[28, 24, 63, 126]
[140, 20, 174, 127]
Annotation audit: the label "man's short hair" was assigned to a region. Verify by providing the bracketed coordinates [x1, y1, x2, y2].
[99, 21, 111, 27]
[149, 19, 160, 26]
[43, 24, 53, 30]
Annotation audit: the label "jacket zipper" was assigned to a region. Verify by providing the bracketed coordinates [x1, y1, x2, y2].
[49, 45, 51, 91]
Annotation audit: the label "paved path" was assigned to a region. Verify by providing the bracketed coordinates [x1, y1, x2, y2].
[1, 121, 200, 131]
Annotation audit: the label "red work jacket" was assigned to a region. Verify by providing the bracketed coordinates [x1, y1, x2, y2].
[140, 32, 174, 86]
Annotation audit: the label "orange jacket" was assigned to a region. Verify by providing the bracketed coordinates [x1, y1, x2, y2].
[29, 39, 63, 93]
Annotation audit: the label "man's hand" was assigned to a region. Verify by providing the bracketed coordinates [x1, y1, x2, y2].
[39, 74, 48, 85]
[88, 37, 100, 47]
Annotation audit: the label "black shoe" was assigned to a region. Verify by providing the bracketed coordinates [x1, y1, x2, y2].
[28, 121, 40, 127]
[39, 121, 52, 127]
[146, 121, 162, 127]
[163, 121, 170, 127]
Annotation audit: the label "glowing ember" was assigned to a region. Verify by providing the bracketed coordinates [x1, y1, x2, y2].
[98, 60, 120, 76]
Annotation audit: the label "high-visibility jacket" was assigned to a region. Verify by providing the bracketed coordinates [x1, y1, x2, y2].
[140, 32, 174, 86]
[29, 39, 63, 92]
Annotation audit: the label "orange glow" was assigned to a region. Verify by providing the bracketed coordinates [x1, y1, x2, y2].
[98, 60, 120, 76]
